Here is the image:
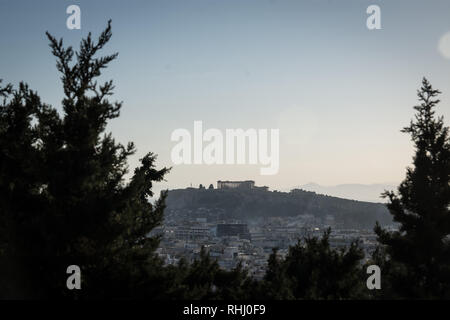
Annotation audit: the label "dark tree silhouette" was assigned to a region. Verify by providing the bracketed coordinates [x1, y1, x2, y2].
[0, 21, 255, 300]
[0, 21, 170, 298]
[374, 78, 450, 299]
[260, 229, 367, 299]
[161, 247, 255, 300]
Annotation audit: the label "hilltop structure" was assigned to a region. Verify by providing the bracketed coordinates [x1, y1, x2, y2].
[217, 180, 268, 191]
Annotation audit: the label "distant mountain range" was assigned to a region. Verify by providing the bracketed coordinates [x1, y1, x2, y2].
[287, 183, 397, 203]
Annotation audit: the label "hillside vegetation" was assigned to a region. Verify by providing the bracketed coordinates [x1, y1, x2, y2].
[166, 188, 392, 229]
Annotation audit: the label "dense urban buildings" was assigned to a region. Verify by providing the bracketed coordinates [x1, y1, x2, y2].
[152, 181, 393, 279]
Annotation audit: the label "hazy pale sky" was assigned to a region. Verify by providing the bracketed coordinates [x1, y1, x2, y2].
[1, 0, 450, 191]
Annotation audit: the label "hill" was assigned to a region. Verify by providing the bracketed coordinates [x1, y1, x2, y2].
[165, 187, 392, 229]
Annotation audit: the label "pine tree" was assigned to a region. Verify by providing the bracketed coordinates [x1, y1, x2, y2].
[261, 229, 366, 299]
[261, 248, 294, 299]
[374, 78, 450, 299]
[0, 21, 170, 298]
[162, 247, 254, 300]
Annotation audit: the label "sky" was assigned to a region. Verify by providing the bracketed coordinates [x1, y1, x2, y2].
[1, 0, 450, 192]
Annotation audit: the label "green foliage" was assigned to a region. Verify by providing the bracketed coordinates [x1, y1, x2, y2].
[0, 22, 256, 300]
[260, 229, 367, 300]
[374, 78, 450, 299]
[160, 247, 255, 300]
[167, 188, 392, 229]
[0, 21, 170, 298]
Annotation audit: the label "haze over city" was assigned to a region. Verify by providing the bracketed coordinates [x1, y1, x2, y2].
[1, 0, 450, 198]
